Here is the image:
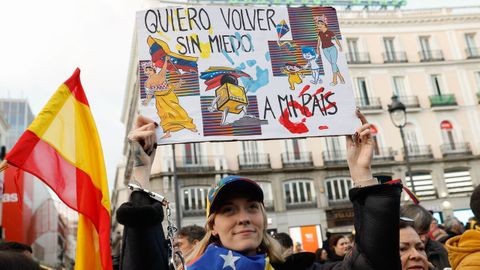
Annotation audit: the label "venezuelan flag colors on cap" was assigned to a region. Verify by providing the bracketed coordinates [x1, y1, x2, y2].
[206, 175, 264, 217]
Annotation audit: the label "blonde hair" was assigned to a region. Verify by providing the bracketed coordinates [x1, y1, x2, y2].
[186, 204, 285, 265]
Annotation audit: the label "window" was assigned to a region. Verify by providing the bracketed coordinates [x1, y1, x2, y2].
[465, 33, 476, 49]
[356, 78, 370, 105]
[370, 124, 380, 155]
[241, 141, 259, 163]
[325, 137, 344, 159]
[444, 169, 474, 197]
[430, 75, 444, 95]
[475, 72, 480, 92]
[184, 143, 202, 165]
[404, 123, 420, 154]
[419, 36, 432, 59]
[325, 177, 352, 202]
[284, 180, 315, 204]
[393, 76, 407, 97]
[405, 172, 437, 200]
[182, 186, 209, 211]
[347, 38, 359, 55]
[284, 139, 302, 160]
[384, 37, 396, 60]
[440, 120, 456, 146]
[257, 181, 273, 204]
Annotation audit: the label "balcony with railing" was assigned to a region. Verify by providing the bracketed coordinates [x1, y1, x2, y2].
[404, 145, 434, 160]
[382, 51, 408, 63]
[440, 142, 472, 157]
[238, 153, 271, 170]
[466, 47, 480, 59]
[397, 95, 420, 109]
[322, 150, 347, 166]
[346, 52, 371, 64]
[419, 50, 444, 62]
[429, 94, 457, 107]
[286, 198, 318, 210]
[176, 156, 216, 173]
[281, 152, 314, 168]
[355, 97, 382, 111]
[373, 147, 395, 162]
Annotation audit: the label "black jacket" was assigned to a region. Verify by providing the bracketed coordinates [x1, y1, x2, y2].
[117, 183, 402, 270]
[425, 238, 450, 270]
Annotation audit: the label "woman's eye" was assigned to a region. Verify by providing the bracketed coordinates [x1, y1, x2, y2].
[221, 206, 234, 214]
[249, 203, 260, 210]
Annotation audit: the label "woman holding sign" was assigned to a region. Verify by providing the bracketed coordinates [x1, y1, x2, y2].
[117, 112, 429, 270]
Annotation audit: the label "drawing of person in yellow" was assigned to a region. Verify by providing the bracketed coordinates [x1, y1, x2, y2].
[281, 62, 305, 90]
[142, 56, 197, 138]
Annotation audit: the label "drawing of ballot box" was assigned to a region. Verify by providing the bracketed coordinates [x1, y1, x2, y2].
[215, 83, 248, 114]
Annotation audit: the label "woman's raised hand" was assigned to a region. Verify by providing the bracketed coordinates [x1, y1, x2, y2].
[346, 110, 375, 186]
[127, 115, 158, 188]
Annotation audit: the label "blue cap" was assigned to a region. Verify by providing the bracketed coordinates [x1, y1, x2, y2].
[206, 175, 264, 217]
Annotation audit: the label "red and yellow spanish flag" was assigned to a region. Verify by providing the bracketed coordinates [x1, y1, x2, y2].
[4, 68, 112, 270]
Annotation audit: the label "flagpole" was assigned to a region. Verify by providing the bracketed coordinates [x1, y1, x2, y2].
[172, 144, 182, 228]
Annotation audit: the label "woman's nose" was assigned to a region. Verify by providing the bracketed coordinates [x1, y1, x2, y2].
[408, 248, 422, 260]
[237, 209, 251, 224]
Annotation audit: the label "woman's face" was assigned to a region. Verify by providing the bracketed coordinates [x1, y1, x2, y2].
[144, 67, 155, 75]
[212, 197, 265, 256]
[321, 249, 328, 260]
[317, 22, 327, 32]
[400, 227, 429, 270]
[334, 237, 352, 257]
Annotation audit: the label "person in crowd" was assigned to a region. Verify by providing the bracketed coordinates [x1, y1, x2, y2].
[399, 218, 431, 270]
[175, 225, 206, 258]
[117, 111, 431, 270]
[294, 242, 305, 253]
[400, 204, 450, 270]
[0, 241, 33, 257]
[445, 184, 480, 269]
[111, 229, 122, 270]
[0, 251, 40, 270]
[314, 248, 328, 264]
[322, 231, 332, 258]
[429, 217, 448, 243]
[442, 217, 465, 243]
[273, 232, 294, 259]
[465, 217, 478, 230]
[327, 235, 352, 262]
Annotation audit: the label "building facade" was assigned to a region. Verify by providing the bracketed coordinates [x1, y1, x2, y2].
[112, 4, 480, 241]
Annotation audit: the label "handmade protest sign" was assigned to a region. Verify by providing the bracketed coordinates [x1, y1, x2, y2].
[136, 6, 360, 144]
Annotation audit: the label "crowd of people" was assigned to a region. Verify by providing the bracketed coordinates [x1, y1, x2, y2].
[1, 112, 479, 269]
[114, 112, 480, 270]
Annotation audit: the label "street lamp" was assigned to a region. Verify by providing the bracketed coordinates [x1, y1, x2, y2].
[388, 95, 416, 194]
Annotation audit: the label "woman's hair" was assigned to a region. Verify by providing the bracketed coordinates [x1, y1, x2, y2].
[400, 205, 433, 234]
[328, 234, 347, 250]
[186, 204, 285, 264]
[0, 251, 40, 270]
[314, 248, 327, 262]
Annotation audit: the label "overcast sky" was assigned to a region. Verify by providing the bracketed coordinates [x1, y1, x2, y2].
[1, 0, 479, 197]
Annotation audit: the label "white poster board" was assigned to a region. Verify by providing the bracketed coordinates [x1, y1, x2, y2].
[136, 6, 360, 144]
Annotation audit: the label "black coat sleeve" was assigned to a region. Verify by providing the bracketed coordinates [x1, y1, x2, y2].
[117, 191, 169, 270]
[344, 183, 403, 270]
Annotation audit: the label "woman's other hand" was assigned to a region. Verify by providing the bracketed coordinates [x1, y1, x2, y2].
[127, 115, 158, 189]
[346, 110, 375, 186]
